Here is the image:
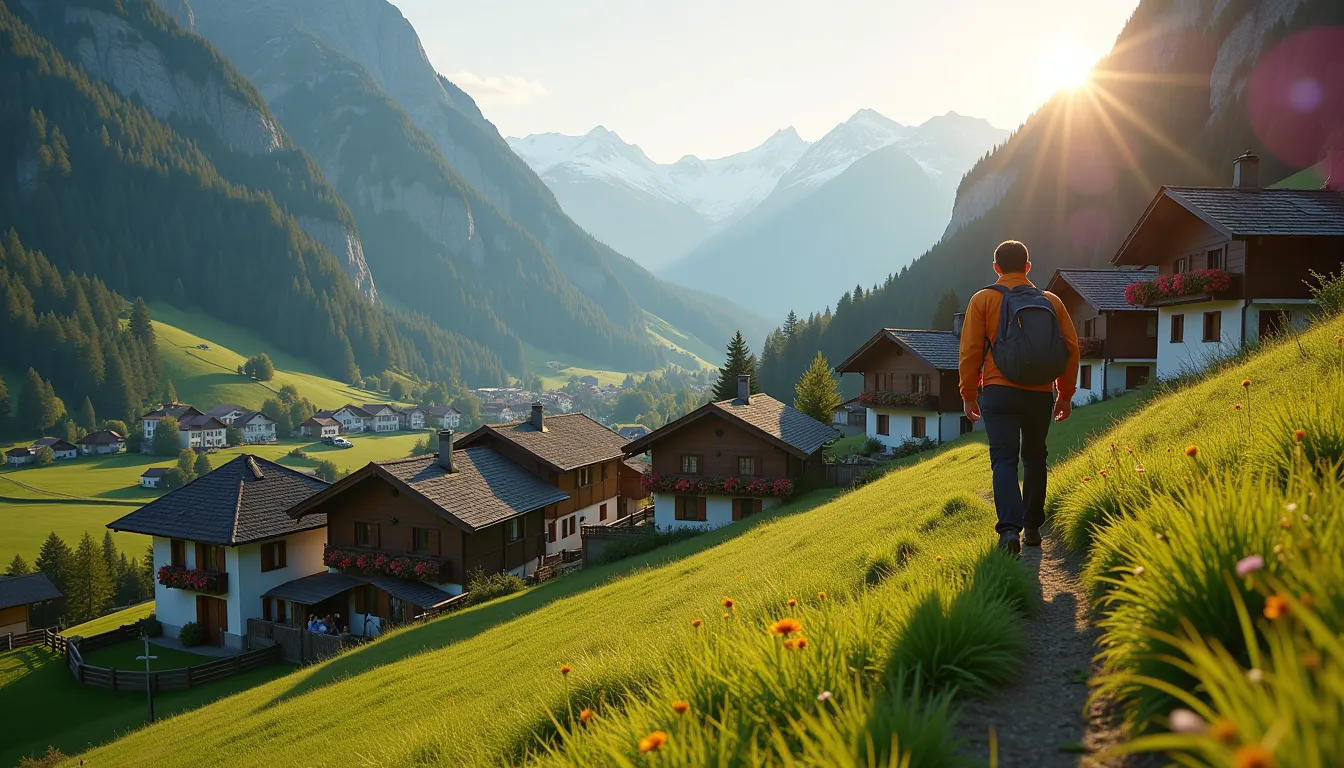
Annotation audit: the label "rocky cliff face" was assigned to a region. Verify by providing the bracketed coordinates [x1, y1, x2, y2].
[295, 215, 378, 301]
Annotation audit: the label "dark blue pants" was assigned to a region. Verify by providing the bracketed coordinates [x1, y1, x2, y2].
[979, 385, 1053, 536]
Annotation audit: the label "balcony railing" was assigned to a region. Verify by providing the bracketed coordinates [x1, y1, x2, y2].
[1078, 337, 1104, 358]
[1125, 270, 1241, 307]
[858, 391, 938, 410]
[324, 545, 453, 584]
[157, 565, 228, 595]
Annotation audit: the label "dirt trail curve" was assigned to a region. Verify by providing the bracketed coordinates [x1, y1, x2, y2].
[954, 530, 1157, 768]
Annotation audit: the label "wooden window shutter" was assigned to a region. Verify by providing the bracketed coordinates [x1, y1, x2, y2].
[429, 529, 440, 556]
[261, 544, 273, 572]
[371, 523, 381, 549]
[262, 598, 272, 622]
[697, 497, 707, 521]
[278, 540, 287, 567]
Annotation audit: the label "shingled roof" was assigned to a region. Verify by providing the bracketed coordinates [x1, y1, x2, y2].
[624, 393, 838, 459]
[0, 572, 62, 610]
[1163, 187, 1344, 236]
[459, 411, 627, 472]
[1049, 269, 1156, 312]
[109, 455, 328, 546]
[288, 447, 569, 532]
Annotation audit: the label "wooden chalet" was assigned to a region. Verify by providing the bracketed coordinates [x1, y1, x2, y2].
[1045, 268, 1158, 404]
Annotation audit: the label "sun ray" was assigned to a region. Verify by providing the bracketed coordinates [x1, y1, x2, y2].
[1082, 86, 1157, 195]
[1086, 81, 1212, 177]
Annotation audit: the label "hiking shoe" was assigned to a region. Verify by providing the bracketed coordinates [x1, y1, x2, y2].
[997, 534, 1021, 557]
[1023, 527, 1042, 547]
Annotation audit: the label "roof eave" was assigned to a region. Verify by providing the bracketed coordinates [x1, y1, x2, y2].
[833, 328, 893, 373]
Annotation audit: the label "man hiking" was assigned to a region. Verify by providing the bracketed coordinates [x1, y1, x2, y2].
[958, 240, 1079, 555]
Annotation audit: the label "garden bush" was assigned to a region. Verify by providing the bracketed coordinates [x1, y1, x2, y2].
[465, 570, 526, 606]
[137, 614, 163, 638]
[178, 621, 203, 647]
[587, 527, 703, 566]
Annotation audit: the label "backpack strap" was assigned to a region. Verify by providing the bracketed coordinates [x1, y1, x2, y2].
[981, 284, 1010, 367]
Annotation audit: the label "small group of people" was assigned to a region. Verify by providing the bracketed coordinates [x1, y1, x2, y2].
[305, 613, 344, 635]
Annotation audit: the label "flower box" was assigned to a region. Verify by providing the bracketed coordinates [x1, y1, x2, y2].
[1125, 269, 1232, 307]
[1077, 337, 1104, 358]
[640, 474, 795, 500]
[323, 546, 442, 583]
[858, 391, 938, 410]
[157, 565, 228, 595]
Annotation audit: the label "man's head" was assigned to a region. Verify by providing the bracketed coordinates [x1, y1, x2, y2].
[993, 240, 1031, 275]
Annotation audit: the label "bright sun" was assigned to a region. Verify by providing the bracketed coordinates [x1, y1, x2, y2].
[1041, 47, 1094, 92]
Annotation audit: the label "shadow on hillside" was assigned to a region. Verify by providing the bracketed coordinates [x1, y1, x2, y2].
[256, 488, 842, 710]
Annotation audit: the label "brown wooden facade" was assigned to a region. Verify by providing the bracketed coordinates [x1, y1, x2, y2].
[835, 337, 964, 414]
[457, 431, 619, 524]
[644, 413, 825, 487]
[1049, 281, 1158, 361]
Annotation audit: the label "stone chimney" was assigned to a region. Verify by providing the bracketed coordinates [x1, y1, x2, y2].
[736, 375, 751, 404]
[952, 312, 965, 338]
[530, 402, 546, 431]
[1233, 150, 1259, 189]
[436, 429, 454, 472]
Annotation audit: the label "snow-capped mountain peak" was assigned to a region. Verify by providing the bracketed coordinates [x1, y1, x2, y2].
[770, 110, 911, 197]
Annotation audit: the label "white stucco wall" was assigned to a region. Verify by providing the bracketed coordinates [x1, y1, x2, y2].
[228, 527, 327, 644]
[652, 493, 779, 532]
[150, 535, 199, 639]
[1157, 300, 1244, 380]
[1245, 301, 1313, 345]
[549, 495, 618, 554]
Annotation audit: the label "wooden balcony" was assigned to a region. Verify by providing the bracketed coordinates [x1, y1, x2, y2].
[1078, 337, 1104, 358]
[1144, 273, 1244, 308]
[327, 545, 456, 584]
[858, 391, 939, 411]
[157, 566, 228, 596]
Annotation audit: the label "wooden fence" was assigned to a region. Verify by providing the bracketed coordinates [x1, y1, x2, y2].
[50, 626, 280, 692]
[3, 628, 50, 651]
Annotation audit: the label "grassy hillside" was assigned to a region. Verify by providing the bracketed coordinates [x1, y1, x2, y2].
[61, 602, 156, 638]
[525, 314, 714, 391]
[64, 388, 1134, 766]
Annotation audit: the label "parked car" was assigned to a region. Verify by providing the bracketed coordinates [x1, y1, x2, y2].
[332, 437, 353, 449]
[320, 436, 336, 446]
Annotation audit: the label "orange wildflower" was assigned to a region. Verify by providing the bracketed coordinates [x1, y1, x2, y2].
[579, 708, 594, 724]
[1263, 594, 1290, 620]
[1234, 403, 1242, 410]
[1211, 719, 1238, 743]
[1233, 744, 1274, 768]
[935, 555, 943, 562]
[639, 731, 668, 753]
[722, 612, 730, 620]
[1185, 445, 1199, 457]
[1279, 518, 1291, 530]
[1100, 469, 1108, 477]
[1083, 476, 1091, 483]
[794, 637, 809, 649]
[817, 591, 826, 601]
[787, 598, 798, 608]
[1293, 429, 1306, 442]
[770, 618, 803, 637]
[691, 618, 703, 628]
[783, 638, 797, 650]
[722, 597, 735, 610]
[672, 700, 690, 715]
[560, 665, 572, 676]
[1242, 379, 1252, 388]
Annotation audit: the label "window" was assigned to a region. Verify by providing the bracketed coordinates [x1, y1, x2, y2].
[354, 521, 378, 548]
[1202, 311, 1221, 342]
[732, 498, 761, 521]
[738, 456, 757, 477]
[1082, 318, 1096, 338]
[1206, 247, 1224, 270]
[564, 516, 576, 538]
[960, 416, 974, 436]
[876, 414, 890, 436]
[874, 372, 896, 392]
[412, 527, 435, 555]
[1125, 366, 1151, 390]
[195, 543, 224, 572]
[910, 374, 928, 394]
[1145, 316, 1158, 338]
[674, 496, 707, 522]
[506, 517, 523, 543]
[170, 539, 186, 568]
[600, 462, 608, 482]
[576, 466, 592, 486]
[599, 503, 608, 522]
[1170, 314, 1185, 343]
[262, 597, 287, 624]
[680, 455, 701, 474]
[260, 541, 287, 572]
[1173, 257, 1188, 274]
[1079, 364, 1093, 389]
[911, 416, 927, 439]
[548, 520, 557, 543]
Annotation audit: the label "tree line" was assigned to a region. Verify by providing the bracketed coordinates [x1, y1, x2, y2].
[7, 530, 154, 627]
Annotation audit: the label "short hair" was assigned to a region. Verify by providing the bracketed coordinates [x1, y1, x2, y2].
[994, 240, 1030, 273]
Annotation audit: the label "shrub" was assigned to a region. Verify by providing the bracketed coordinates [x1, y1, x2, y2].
[288, 447, 309, 460]
[861, 436, 884, 455]
[1307, 267, 1344, 317]
[588, 527, 703, 565]
[34, 446, 54, 467]
[138, 613, 163, 638]
[465, 570, 526, 606]
[178, 621, 203, 647]
[18, 747, 68, 768]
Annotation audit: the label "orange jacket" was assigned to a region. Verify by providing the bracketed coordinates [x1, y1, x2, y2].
[957, 273, 1079, 404]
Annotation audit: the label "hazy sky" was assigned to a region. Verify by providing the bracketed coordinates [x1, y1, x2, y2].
[390, 0, 1140, 163]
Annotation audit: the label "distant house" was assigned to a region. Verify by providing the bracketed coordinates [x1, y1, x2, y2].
[141, 403, 204, 454]
[458, 405, 627, 555]
[269, 433, 568, 635]
[617, 458, 651, 519]
[480, 402, 516, 424]
[204, 404, 249, 426]
[233, 410, 278, 444]
[1111, 151, 1344, 379]
[299, 416, 341, 439]
[77, 429, 126, 456]
[834, 323, 982, 452]
[831, 398, 867, 436]
[178, 415, 229, 450]
[396, 406, 426, 431]
[1046, 269, 1159, 405]
[361, 404, 402, 433]
[32, 437, 78, 461]
[4, 447, 35, 467]
[543, 392, 575, 413]
[616, 425, 650, 441]
[333, 405, 373, 434]
[622, 376, 838, 532]
[0, 572, 63, 635]
[426, 405, 462, 430]
[109, 455, 330, 648]
[141, 467, 169, 488]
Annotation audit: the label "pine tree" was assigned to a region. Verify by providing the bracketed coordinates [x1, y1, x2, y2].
[793, 352, 843, 424]
[79, 396, 98, 432]
[929, 290, 962, 332]
[711, 332, 761, 401]
[101, 530, 119, 577]
[162, 379, 178, 404]
[130, 297, 156, 356]
[5, 554, 31, 576]
[35, 532, 73, 599]
[140, 544, 155, 597]
[783, 310, 799, 338]
[193, 451, 212, 477]
[19, 368, 60, 433]
[0, 374, 11, 435]
[68, 532, 114, 623]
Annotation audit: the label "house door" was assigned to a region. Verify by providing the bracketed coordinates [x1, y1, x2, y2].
[1258, 310, 1289, 341]
[196, 595, 228, 647]
[1124, 366, 1151, 390]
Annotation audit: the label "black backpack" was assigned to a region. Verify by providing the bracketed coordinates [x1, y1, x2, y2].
[984, 284, 1070, 386]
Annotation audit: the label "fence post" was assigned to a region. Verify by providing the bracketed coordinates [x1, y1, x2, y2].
[234, 655, 241, 675]
[109, 667, 117, 691]
[185, 665, 192, 689]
